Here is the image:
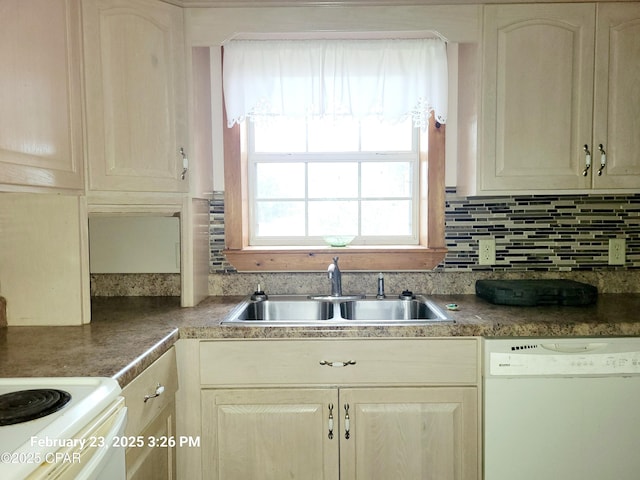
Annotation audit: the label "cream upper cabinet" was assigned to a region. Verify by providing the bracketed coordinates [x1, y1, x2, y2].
[461, 3, 640, 195]
[478, 3, 595, 193]
[0, 0, 84, 191]
[592, 3, 640, 189]
[83, 0, 188, 194]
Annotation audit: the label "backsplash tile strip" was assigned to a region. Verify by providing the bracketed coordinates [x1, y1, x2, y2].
[94, 189, 639, 296]
[210, 191, 236, 273]
[211, 188, 640, 274]
[441, 188, 639, 272]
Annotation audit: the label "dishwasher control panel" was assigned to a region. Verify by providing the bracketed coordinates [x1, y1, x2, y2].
[485, 339, 640, 376]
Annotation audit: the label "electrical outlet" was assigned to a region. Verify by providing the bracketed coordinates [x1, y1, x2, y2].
[479, 239, 496, 265]
[609, 238, 626, 265]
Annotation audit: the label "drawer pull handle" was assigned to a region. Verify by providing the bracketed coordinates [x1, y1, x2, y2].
[344, 404, 351, 440]
[328, 403, 334, 440]
[143, 383, 165, 403]
[319, 360, 356, 368]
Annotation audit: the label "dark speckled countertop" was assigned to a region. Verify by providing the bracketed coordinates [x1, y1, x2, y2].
[1, 294, 640, 387]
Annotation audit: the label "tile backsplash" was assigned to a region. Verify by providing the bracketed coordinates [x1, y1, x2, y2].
[211, 189, 640, 274]
[442, 189, 640, 271]
[203, 189, 640, 296]
[91, 189, 640, 296]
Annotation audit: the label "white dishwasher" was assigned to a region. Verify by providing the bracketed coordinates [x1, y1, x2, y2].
[484, 337, 640, 480]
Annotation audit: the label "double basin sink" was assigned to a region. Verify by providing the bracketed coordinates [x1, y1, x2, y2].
[222, 294, 452, 326]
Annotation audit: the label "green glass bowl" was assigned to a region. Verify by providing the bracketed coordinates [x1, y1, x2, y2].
[322, 235, 355, 247]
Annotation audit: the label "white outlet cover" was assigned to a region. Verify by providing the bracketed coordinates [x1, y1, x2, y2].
[608, 238, 626, 265]
[479, 239, 496, 265]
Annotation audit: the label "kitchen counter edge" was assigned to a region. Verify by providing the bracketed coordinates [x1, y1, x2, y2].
[2, 294, 640, 387]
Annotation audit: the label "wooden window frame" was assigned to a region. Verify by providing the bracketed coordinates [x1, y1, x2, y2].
[222, 113, 447, 272]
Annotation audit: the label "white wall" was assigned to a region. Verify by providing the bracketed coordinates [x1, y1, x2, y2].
[89, 216, 181, 273]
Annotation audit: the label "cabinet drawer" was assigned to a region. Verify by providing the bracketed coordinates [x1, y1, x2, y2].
[122, 347, 178, 437]
[200, 338, 478, 386]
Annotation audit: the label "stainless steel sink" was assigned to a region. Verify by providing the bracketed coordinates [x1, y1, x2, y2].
[222, 295, 452, 326]
[340, 298, 449, 321]
[232, 299, 334, 321]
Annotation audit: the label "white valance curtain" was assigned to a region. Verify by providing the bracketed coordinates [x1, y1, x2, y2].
[222, 38, 448, 128]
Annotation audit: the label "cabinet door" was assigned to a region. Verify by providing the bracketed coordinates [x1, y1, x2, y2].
[340, 387, 478, 480]
[126, 401, 176, 480]
[83, 0, 188, 193]
[0, 194, 89, 325]
[201, 389, 339, 480]
[592, 3, 640, 189]
[481, 4, 595, 191]
[0, 0, 84, 190]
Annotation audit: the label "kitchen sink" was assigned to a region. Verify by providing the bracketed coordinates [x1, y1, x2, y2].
[340, 298, 449, 321]
[221, 295, 452, 326]
[232, 299, 334, 322]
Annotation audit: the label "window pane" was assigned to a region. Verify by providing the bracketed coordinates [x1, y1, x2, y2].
[256, 163, 305, 198]
[361, 117, 413, 151]
[361, 200, 412, 236]
[361, 162, 412, 198]
[308, 200, 358, 235]
[308, 118, 359, 152]
[253, 118, 306, 152]
[255, 201, 305, 236]
[248, 112, 419, 245]
[308, 163, 358, 198]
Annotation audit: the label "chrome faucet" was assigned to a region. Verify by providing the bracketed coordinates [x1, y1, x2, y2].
[328, 257, 342, 297]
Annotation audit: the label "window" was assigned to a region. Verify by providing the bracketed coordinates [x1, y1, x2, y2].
[221, 39, 448, 271]
[248, 117, 418, 246]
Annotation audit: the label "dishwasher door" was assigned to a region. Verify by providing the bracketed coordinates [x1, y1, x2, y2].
[484, 338, 640, 480]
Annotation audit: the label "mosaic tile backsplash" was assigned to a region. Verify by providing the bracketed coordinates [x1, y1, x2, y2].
[210, 189, 640, 274]
[91, 189, 640, 296]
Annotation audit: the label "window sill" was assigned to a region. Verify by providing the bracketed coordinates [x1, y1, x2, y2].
[223, 246, 447, 272]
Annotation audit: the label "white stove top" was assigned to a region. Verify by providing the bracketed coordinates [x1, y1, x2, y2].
[0, 377, 121, 479]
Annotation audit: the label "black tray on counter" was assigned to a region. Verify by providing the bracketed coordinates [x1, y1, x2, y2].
[475, 279, 598, 306]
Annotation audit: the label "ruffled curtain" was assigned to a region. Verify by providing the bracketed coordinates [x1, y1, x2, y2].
[223, 38, 448, 128]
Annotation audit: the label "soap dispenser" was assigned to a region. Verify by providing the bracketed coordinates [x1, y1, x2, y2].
[250, 284, 268, 301]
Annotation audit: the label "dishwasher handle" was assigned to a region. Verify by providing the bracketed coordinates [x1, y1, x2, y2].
[540, 342, 608, 353]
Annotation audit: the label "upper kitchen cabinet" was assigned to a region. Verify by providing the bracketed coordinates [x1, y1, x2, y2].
[83, 0, 188, 195]
[592, 3, 640, 189]
[459, 3, 640, 195]
[0, 0, 84, 191]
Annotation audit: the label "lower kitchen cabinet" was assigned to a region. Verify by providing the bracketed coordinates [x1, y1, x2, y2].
[126, 401, 176, 480]
[340, 387, 477, 479]
[122, 347, 178, 480]
[202, 386, 477, 480]
[202, 388, 339, 479]
[195, 338, 480, 480]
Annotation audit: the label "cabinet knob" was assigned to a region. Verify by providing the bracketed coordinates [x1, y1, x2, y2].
[143, 383, 165, 403]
